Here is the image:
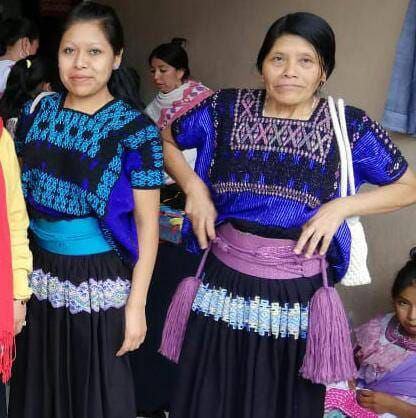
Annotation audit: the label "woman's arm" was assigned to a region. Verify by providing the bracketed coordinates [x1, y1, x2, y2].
[163, 127, 217, 249]
[295, 167, 416, 257]
[357, 390, 416, 417]
[0, 129, 32, 335]
[116, 188, 160, 356]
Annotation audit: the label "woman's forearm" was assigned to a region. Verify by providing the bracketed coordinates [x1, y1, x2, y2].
[162, 127, 217, 248]
[342, 168, 416, 218]
[128, 189, 160, 307]
[388, 398, 416, 418]
[162, 127, 204, 194]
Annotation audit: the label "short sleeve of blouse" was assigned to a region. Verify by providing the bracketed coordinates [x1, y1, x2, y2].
[346, 106, 408, 188]
[122, 114, 164, 189]
[171, 94, 215, 150]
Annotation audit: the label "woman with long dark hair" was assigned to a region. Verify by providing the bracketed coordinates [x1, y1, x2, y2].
[0, 55, 53, 140]
[8, 2, 163, 417]
[161, 12, 416, 417]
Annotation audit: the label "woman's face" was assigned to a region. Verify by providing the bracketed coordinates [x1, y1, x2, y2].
[58, 20, 121, 100]
[261, 34, 324, 108]
[150, 57, 184, 93]
[394, 284, 416, 338]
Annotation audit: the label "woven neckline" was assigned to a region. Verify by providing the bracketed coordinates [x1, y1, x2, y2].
[385, 315, 416, 351]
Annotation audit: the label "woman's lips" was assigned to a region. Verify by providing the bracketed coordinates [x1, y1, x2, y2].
[69, 75, 92, 82]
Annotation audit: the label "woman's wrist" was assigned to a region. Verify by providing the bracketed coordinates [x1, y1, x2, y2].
[183, 173, 206, 196]
[13, 297, 30, 304]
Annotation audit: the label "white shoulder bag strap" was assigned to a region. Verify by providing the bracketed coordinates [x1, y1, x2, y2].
[327, 96, 372, 286]
[328, 96, 348, 197]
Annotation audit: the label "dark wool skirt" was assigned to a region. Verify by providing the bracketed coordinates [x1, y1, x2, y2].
[8, 243, 136, 418]
[0, 383, 5, 418]
[131, 242, 202, 414]
[169, 252, 331, 418]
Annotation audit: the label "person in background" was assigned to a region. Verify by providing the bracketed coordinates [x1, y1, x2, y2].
[146, 37, 212, 184]
[8, 2, 162, 418]
[161, 12, 416, 418]
[131, 39, 211, 418]
[325, 250, 416, 418]
[0, 55, 53, 141]
[0, 118, 32, 418]
[0, 18, 39, 96]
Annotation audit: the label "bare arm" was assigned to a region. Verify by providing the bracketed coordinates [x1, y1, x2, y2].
[116, 188, 159, 356]
[163, 127, 217, 249]
[295, 168, 416, 257]
[358, 390, 416, 417]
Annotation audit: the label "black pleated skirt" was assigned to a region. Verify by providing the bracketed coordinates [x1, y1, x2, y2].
[8, 243, 136, 418]
[0, 383, 5, 418]
[169, 252, 330, 418]
[131, 242, 202, 414]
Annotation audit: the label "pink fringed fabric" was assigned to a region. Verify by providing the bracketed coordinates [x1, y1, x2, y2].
[0, 118, 16, 383]
[325, 388, 378, 417]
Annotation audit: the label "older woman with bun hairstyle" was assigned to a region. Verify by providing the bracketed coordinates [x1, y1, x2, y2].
[160, 12, 416, 418]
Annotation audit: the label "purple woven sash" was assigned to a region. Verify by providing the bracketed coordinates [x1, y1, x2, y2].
[212, 223, 328, 280]
[160, 223, 356, 383]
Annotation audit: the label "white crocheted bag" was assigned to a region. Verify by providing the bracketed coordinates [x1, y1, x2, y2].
[328, 96, 371, 286]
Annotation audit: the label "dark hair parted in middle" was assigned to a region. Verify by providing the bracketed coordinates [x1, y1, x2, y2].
[148, 38, 190, 80]
[61, 1, 144, 110]
[256, 12, 336, 79]
[391, 248, 416, 300]
[63, 1, 123, 55]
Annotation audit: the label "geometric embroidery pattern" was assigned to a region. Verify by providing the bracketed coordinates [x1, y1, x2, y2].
[30, 269, 131, 314]
[208, 89, 340, 208]
[231, 89, 333, 164]
[213, 181, 320, 208]
[192, 282, 309, 339]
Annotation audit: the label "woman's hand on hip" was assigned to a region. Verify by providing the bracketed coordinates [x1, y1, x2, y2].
[294, 198, 350, 258]
[185, 176, 217, 249]
[116, 302, 147, 357]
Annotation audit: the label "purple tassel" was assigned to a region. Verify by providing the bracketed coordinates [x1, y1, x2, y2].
[159, 244, 211, 363]
[300, 284, 357, 384]
[159, 275, 201, 363]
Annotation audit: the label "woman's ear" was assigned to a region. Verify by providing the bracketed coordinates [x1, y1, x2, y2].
[113, 49, 123, 70]
[21, 37, 31, 57]
[175, 68, 185, 84]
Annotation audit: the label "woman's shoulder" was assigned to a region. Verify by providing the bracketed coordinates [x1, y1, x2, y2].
[21, 92, 60, 117]
[355, 313, 394, 344]
[118, 99, 156, 127]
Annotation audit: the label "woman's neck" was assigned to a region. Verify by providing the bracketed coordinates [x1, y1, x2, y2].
[64, 88, 114, 115]
[0, 48, 20, 62]
[263, 96, 318, 120]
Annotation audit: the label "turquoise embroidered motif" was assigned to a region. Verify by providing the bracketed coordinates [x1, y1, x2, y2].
[192, 283, 309, 339]
[30, 269, 131, 314]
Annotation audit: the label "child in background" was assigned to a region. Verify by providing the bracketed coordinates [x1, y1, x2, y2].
[325, 251, 416, 417]
[0, 54, 53, 141]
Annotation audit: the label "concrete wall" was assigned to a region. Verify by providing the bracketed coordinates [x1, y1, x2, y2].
[102, 0, 416, 325]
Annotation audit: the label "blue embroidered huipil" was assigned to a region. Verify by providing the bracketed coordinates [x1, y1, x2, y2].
[172, 89, 407, 281]
[16, 93, 164, 267]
